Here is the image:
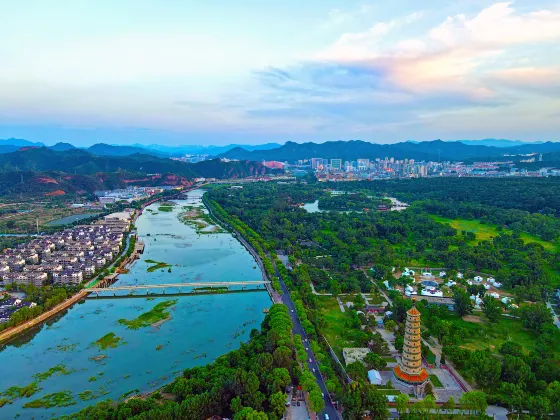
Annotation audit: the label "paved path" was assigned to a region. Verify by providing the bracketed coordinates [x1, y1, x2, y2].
[336, 297, 346, 313]
[546, 302, 560, 329]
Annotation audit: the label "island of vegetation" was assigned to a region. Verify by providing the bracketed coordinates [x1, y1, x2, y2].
[92, 332, 125, 350]
[145, 259, 172, 272]
[118, 299, 177, 330]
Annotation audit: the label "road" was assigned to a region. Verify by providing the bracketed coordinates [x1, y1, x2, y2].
[546, 302, 560, 329]
[278, 276, 339, 420]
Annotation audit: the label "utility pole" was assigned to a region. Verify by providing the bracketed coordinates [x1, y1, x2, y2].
[36, 218, 39, 236]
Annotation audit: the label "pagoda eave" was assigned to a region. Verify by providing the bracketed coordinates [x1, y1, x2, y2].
[393, 365, 429, 385]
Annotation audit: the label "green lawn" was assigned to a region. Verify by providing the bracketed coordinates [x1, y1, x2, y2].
[430, 215, 558, 252]
[459, 317, 540, 354]
[315, 295, 360, 355]
[429, 375, 443, 388]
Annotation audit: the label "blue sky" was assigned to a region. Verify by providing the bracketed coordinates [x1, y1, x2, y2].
[1, 0, 559, 145]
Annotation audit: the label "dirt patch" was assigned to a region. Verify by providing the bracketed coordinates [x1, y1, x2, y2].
[463, 315, 483, 323]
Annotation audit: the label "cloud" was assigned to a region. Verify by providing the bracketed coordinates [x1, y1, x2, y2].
[430, 2, 560, 48]
[248, 2, 560, 139]
[321, 5, 375, 29]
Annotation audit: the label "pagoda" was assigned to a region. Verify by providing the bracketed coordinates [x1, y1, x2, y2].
[393, 298, 429, 396]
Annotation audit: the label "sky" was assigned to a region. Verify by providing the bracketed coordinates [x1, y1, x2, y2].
[1, 0, 559, 146]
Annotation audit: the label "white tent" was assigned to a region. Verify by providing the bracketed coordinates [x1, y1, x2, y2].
[368, 369, 382, 385]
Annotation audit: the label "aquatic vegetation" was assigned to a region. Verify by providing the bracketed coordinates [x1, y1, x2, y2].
[192, 352, 207, 359]
[0, 398, 9, 407]
[156, 344, 163, 351]
[92, 332, 125, 350]
[23, 390, 76, 409]
[158, 206, 173, 212]
[178, 206, 225, 234]
[33, 364, 74, 381]
[88, 376, 97, 382]
[145, 259, 171, 272]
[89, 355, 107, 362]
[118, 299, 178, 330]
[1, 382, 41, 401]
[56, 340, 77, 354]
[78, 390, 95, 401]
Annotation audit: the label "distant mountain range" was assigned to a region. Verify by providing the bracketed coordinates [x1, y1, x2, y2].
[218, 140, 560, 162]
[0, 138, 282, 158]
[455, 139, 543, 148]
[2, 137, 559, 163]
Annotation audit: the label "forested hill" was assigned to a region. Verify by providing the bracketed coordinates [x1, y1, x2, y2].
[0, 148, 273, 197]
[218, 140, 560, 162]
[0, 148, 270, 178]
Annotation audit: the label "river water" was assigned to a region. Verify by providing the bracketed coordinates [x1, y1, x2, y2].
[0, 190, 270, 418]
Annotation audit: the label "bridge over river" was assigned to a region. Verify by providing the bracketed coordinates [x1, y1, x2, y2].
[86, 281, 270, 298]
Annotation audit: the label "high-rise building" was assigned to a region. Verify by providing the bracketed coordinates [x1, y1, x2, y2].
[357, 159, 369, 171]
[330, 159, 342, 170]
[393, 299, 429, 396]
[311, 158, 323, 169]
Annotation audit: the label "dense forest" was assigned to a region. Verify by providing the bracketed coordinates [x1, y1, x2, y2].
[204, 181, 560, 418]
[328, 177, 560, 214]
[207, 182, 558, 299]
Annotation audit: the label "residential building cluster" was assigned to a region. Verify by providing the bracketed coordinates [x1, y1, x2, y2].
[172, 154, 210, 163]
[280, 156, 558, 180]
[0, 212, 132, 289]
[0, 294, 37, 324]
[95, 186, 168, 205]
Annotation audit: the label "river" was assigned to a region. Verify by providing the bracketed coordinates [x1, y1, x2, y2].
[0, 190, 270, 418]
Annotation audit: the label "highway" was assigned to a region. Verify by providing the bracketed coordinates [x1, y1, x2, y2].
[278, 275, 339, 420]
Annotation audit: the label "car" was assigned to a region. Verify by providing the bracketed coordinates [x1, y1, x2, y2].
[322, 393, 324, 398]
[308, 358, 312, 363]
[305, 347, 309, 351]
[291, 309, 294, 313]
[325, 415, 330, 420]
[312, 368, 316, 373]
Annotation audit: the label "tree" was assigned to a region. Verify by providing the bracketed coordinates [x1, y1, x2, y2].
[268, 368, 291, 394]
[272, 346, 292, 369]
[346, 361, 368, 382]
[309, 389, 325, 414]
[268, 392, 287, 420]
[459, 391, 487, 416]
[234, 407, 268, 420]
[353, 293, 365, 311]
[384, 319, 397, 332]
[520, 304, 553, 332]
[501, 355, 533, 385]
[230, 396, 243, 414]
[499, 341, 523, 358]
[453, 288, 473, 317]
[444, 396, 455, 410]
[363, 386, 389, 419]
[424, 381, 434, 397]
[471, 351, 501, 389]
[364, 352, 387, 371]
[482, 295, 502, 323]
[395, 393, 410, 416]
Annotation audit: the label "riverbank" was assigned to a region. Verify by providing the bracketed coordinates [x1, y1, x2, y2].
[0, 290, 86, 343]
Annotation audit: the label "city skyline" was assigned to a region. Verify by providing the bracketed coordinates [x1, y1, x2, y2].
[1, 0, 560, 145]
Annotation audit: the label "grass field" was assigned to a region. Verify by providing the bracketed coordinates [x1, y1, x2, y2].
[430, 215, 558, 252]
[315, 295, 360, 356]
[458, 316, 540, 354]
